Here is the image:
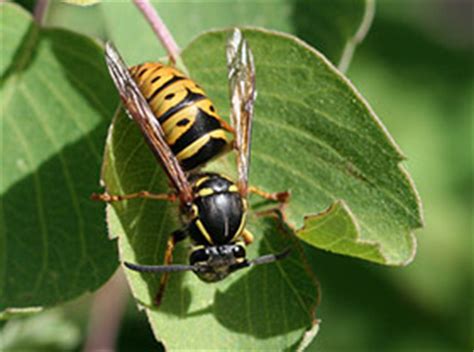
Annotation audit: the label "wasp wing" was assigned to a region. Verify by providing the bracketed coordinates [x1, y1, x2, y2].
[227, 29, 256, 197]
[105, 42, 193, 204]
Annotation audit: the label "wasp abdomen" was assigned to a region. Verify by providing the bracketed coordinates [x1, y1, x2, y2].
[130, 63, 232, 171]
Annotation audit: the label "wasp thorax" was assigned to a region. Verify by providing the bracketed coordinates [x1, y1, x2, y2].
[186, 173, 246, 246]
[189, 244, 247, 282]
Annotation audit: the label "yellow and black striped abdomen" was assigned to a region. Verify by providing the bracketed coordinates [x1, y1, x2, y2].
[130, 63, 232, 171]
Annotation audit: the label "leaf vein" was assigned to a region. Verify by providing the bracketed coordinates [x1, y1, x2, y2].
[4, 117, 49, 297]
[33, 70, 102, 162]
[19, 86, 88, 272]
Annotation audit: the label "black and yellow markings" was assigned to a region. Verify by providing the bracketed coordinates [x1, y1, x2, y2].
[194, 218, 214, 245]
[175, 130, 228, 162]
[171, 110, 224, 152]
[231, 212, 247, 243]
[228, 184, 239, 193]
[238, 199, 249, 241]
[190, 204, 199, 218]
[193, 175, 211, 188]
[188, 201, 214, 245]
[196, 187, 215, 198]
[188, 174, 248, 246]
[195, 184, 239, 198]
[129, 62, 232, 170]
[193, 174, 237, 196]
[103, 33, 290, 293]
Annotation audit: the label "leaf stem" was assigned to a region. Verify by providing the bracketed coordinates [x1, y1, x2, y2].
[337, 0, 375, 73]
[83, 269, 130, 352]
[133, 0, 180, 63]
[33, 0, 49, 25]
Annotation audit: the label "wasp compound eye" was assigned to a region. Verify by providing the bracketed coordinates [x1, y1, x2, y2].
[190, 249, 209, 265]
[233, 245, 246, 258]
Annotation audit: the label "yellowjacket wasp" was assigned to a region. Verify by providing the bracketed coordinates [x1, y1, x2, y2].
[95, 29, 289, 305]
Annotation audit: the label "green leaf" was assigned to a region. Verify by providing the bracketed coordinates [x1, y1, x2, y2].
[47, 0, 372, 70]
[0, 3, 117, 314]
[101, 28, 421, 348]
[103, 110, 320, 350]
[99, 0, 292, 64]
[292, 0, 375, 71]
[0, 309, 80, 351]
[0, 307, 43, 320]
[183, 29, 422, 266]
[61, 0, 100, 6]
[0, 1, 33, 76]
[297, 201, 385, 262]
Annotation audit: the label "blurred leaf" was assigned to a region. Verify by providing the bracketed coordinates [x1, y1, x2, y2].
[62, 0, 100, 6]
[305, 3, 473, 348]
[0, 307, 43, 320]
[0, 1, 33, 75]
[47, 0, 372, 70]
[0, 3, 117, 315]
[47, 1, 108, 41]
[100, 0, 292, 64]
[0, 309, 81, 352]
[346, 26, 473, 347]
[11, 0, 36, 14]
[101, 28, 421, 348]
[292, 0, 375, 71]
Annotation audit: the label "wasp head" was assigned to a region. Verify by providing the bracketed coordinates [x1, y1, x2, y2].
[189, 244, 248, 282]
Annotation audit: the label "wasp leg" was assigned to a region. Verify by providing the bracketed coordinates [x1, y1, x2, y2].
[221, 119, 235, 134]
[242, 229, 254, 245]
[250, 186, 291, 222]
[248, 186, 290, 203]
[91, 191, 177, 203]
[154, 229, 187, 306]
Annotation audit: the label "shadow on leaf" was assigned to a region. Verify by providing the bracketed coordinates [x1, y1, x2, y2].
[1, 123, 117, 310]
[211, 216, 319, 338]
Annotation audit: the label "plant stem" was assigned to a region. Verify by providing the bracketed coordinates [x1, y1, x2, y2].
[33, 0, 49, 25]
[83, 269, 130, 352]
[133, 0, 180, 63]
[337, 0, 375, 73]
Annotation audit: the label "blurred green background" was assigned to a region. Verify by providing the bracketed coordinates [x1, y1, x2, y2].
[2, 0, 472, 351]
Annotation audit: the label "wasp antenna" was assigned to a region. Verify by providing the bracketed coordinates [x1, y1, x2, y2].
[123, 261, 197, 273]
[250, 248, 291, 266]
